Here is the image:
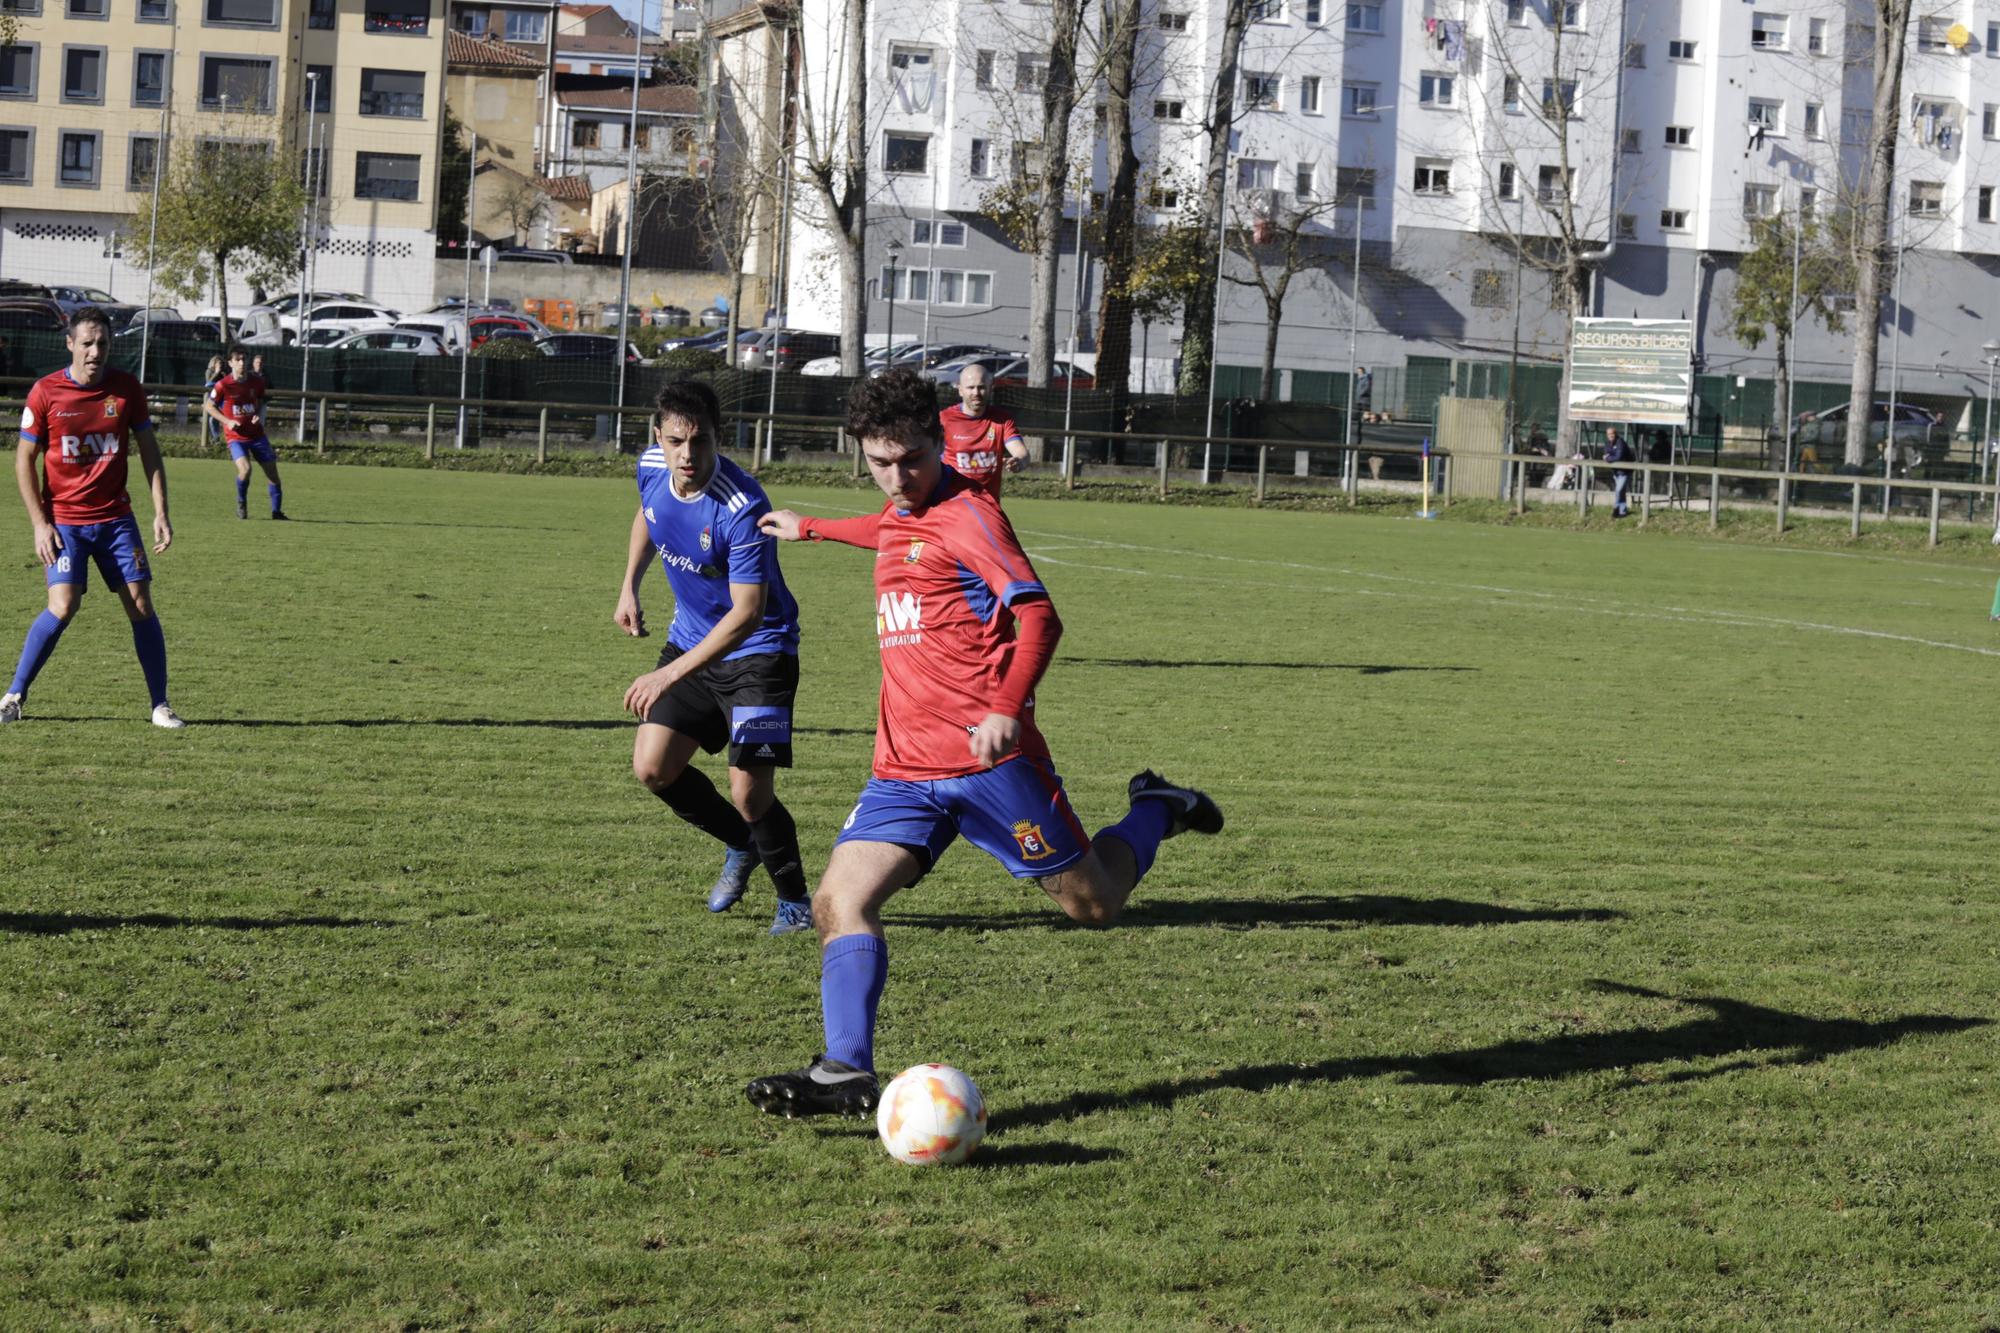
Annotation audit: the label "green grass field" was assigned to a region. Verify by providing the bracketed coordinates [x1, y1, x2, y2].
[6, 457, 2000, 1327]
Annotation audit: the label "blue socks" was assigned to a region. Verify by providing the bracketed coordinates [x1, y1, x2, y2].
[821, 934, 888, 1073]
[8, 609, 68, 698]
[130, 615, 168, 709]
[268, 483, 282, 514]
[1096, 798, 1174, 882]
[236, 476, 249, 505]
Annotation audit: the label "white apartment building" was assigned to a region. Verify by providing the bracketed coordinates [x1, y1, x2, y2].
[763, 0, 2000, 391]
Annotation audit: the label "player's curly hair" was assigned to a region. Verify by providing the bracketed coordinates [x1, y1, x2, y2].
[66, 306, 112, 339]
[845, 368, 941, 450]
[654, 378, 723, 436]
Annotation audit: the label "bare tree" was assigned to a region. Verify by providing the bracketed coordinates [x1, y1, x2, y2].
[787, 0, 870, 374]
[1843, 0, 1915, 467]
[1221, 188, 1348, 399]
[1179, 0, 1253, 397]
[1022, 0, 1093, 387]
[1092, 0, 1145, 396]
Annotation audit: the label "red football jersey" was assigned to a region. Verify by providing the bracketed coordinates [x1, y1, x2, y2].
[22, 367, 152, 524]
[938, 404, 1024, 497]
[864, 471, 1053, 780]
[208, 373, 267, 443]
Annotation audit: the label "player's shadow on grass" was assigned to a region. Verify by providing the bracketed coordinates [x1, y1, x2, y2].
[996, 981, 1989, 1132]
[34, 715, 878, 737]
[1066, 658, 1477, 676]
[887, 895, 1621, 932]
[0, 911, 386, 934]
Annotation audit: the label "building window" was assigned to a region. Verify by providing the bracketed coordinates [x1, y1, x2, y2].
[1798, 187, 1816, 220]
[968, 137, 989, 176]
[1664, 125, 1692, 147]
[1502, 76, 1520, 111]
[359, 68, 425, 118]
[974, 50, 994, 90]
[1153, 97, 1183, 120]
[455, 7, 487, 32]
[1908, 180, 1944, 217]
[205, 0, 276, 22]
[0, 127, 31, 183]
[1803, 102, 1822, 138]
[1336, 165, 1376, 206]
[58, 129, 98, 185]
[1660, 208, 1688, 230]
[1345, 2, 1379, 34]
[1419, 72, 1454, 107]
[1625, 42, 1644, 67]
[139, 0, 171, 17]
[1147, 184, 1178, 209]
[61, 46, 104, 103]
[1014, 54, 1047, 91]
[0, 44, 37, 99]
[133, 50, 169, 106]
[1917, 17, 1954, 51]
[355, 150, 419, 200]
[1299, 75, 1321, 114]
[1748, 98, 1783, 134]
[1981, 186, 1995, 222]
[1242, 72, 1280, 109]
[889, 44, 935, 113]
[1342, 81, 1376, 117]
[1247, 0, 1280, 20]
[1616, 214, 1636, 238]
[364, 0, 428, 33]
[1985, 104, 1999, 139]
[1505, 0, 1524, 22]
[1235, 157, 1275, 191]
[912, 219, 966, 246]
[1413, 157, 1451, 195]
[503, 10, 545, 41]
[308, 0, 334, 26]
[1807, 17, 1826, 52]
[571, 119, 599, 147]
[1620, 128, 1640, 153]
[1011, 141, 1044, 181]
[128, 132, 160, 189]
[66, 0, 106, 17]
[1750, 13, 1787, 51]
[305, 64, 331, 113]
[1537, 165, 1572, 202]
[1302, 0, 1320, 22]
[1990, 21, 2000, 54]
[1157, 10, 1187, 30]
[199, 56, 273, 111]
[1742, 183, 1778, 218]
[1294, 161, 1315, 200]
[1541, 79, 1577, 116]
[884, 132, 927, 174]
[300, 139, 328, 197]
[1497, 162, 1517, 199]
[1558, 0, 1582, 30]
[1667, 38, 1695, 60]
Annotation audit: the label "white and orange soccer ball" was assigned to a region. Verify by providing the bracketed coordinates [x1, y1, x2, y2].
[876, 1063, 988, 1166]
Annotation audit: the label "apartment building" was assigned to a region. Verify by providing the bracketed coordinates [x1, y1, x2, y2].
[0, 0, 448, 314]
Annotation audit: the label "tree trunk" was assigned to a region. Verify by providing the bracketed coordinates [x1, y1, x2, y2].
[1847, 1, 1913, 468]
[1093, 0, 1141, 397]
[1552, 261, 1591, 454]
[1028, 0, 1084, 387]
[215, 251, 231, 334]
[1773, 328, 1791, 464]
[1178, 0, 1249, 397]
[836, 0, 868, 377]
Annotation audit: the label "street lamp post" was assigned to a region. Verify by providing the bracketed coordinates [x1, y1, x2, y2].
[884, 239, 902, 360]
[1139, 314, 1152, 394]
[1983, 340, 2000, 484]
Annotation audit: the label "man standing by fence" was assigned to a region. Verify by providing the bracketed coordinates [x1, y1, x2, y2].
[1605, 426, 1634, 518]
[939, 364, 1029, 498]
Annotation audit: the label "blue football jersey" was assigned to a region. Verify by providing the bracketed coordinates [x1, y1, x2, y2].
[636, 451, 800, 659]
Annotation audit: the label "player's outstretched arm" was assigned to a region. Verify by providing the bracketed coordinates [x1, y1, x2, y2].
[1003, 433, 1031, 471]
[759, 509, 883, 548]
[615, 506, 651, 636]
[758, 508, 804, 542]
[134, 424, 171, 553]
[14, 436, 57, 567]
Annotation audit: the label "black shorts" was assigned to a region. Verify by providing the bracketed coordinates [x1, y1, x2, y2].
[644, 644, 799, 768]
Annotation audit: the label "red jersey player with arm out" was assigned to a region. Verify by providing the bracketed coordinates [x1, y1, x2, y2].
[937, 363, 1029, 498]
[743, 369, 1223, 1117]
[204, 344, 286, 520]
[2, 306, 182, 727]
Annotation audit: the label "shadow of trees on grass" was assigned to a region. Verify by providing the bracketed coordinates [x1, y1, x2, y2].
[888, 894, 1623, 932]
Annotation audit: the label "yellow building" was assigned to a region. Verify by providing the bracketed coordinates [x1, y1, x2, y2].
[0, 0, 447, 312]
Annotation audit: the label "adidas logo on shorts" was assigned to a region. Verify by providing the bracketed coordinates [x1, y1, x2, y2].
[755, 745, 775, 758]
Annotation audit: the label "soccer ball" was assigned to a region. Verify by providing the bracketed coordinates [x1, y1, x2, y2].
[876, 1063, 987, 1166]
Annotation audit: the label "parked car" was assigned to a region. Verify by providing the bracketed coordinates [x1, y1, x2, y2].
[276, 300, 402, 342]
[116, 318, 222, 346]
[1790, 401, 1940, 458]
[803, 340, 922, 376]
[322, 327, 447, 355]
[46, 286, 141, 328]
[395, 315, 467, 354]
[0, 279, 51, 299]
[467, 314, 540, 349]
[922, 352, 1023, 384]
[536, 333, 647, 364]
[200, 290, 365, 331]
[496, 248, 573, 265]
[737, 329, 842, 372]
[0, 299, 68, 332]
[124, 307, 185, 326]
[884, 342, 1008, 372]
[992, 356, 1095, 389]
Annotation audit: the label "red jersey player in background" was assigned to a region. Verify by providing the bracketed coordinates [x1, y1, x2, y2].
[744, 369, 1223, 1118]
[204, 344, 286, 520]
[937, 363, 1028, 498]
[2, 306, 182, 727]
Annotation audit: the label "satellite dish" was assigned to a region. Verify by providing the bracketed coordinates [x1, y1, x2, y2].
[1948, 22, 1972, 49]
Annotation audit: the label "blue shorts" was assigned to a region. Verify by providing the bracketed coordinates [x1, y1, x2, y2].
[47, 515, 150, 590]
[228, 437, 277, 464]
[836, 756, 1092, 880]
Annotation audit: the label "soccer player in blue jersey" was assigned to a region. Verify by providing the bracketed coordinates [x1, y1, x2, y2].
[614, 379, 813, 935]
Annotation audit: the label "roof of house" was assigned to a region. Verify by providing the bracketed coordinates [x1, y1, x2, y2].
[553, 31, 675, 55]
[538, 174, 594, 205]
[560, 3, 617, 17]
[447, 30, 548, 68]
[557, 84, 700, 115]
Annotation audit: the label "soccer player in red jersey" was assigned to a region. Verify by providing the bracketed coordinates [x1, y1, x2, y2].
[744, 369, 1223, 1117]
[204, 344, 286, 520]
[937, 363, 1028, 497]
[2, 307, 182, 728]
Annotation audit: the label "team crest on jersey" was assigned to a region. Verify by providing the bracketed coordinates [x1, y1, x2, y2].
[1010, 820, 1053, 861]
[904, 539, 924, 564]
[700, 526, 712, 551]
[103, 397, 121, 420]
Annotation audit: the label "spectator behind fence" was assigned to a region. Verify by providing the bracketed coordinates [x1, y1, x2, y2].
[1604, 426, 1634, 518]
[200, 355, 227, 449]
[1525, 422, 1552, 488]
